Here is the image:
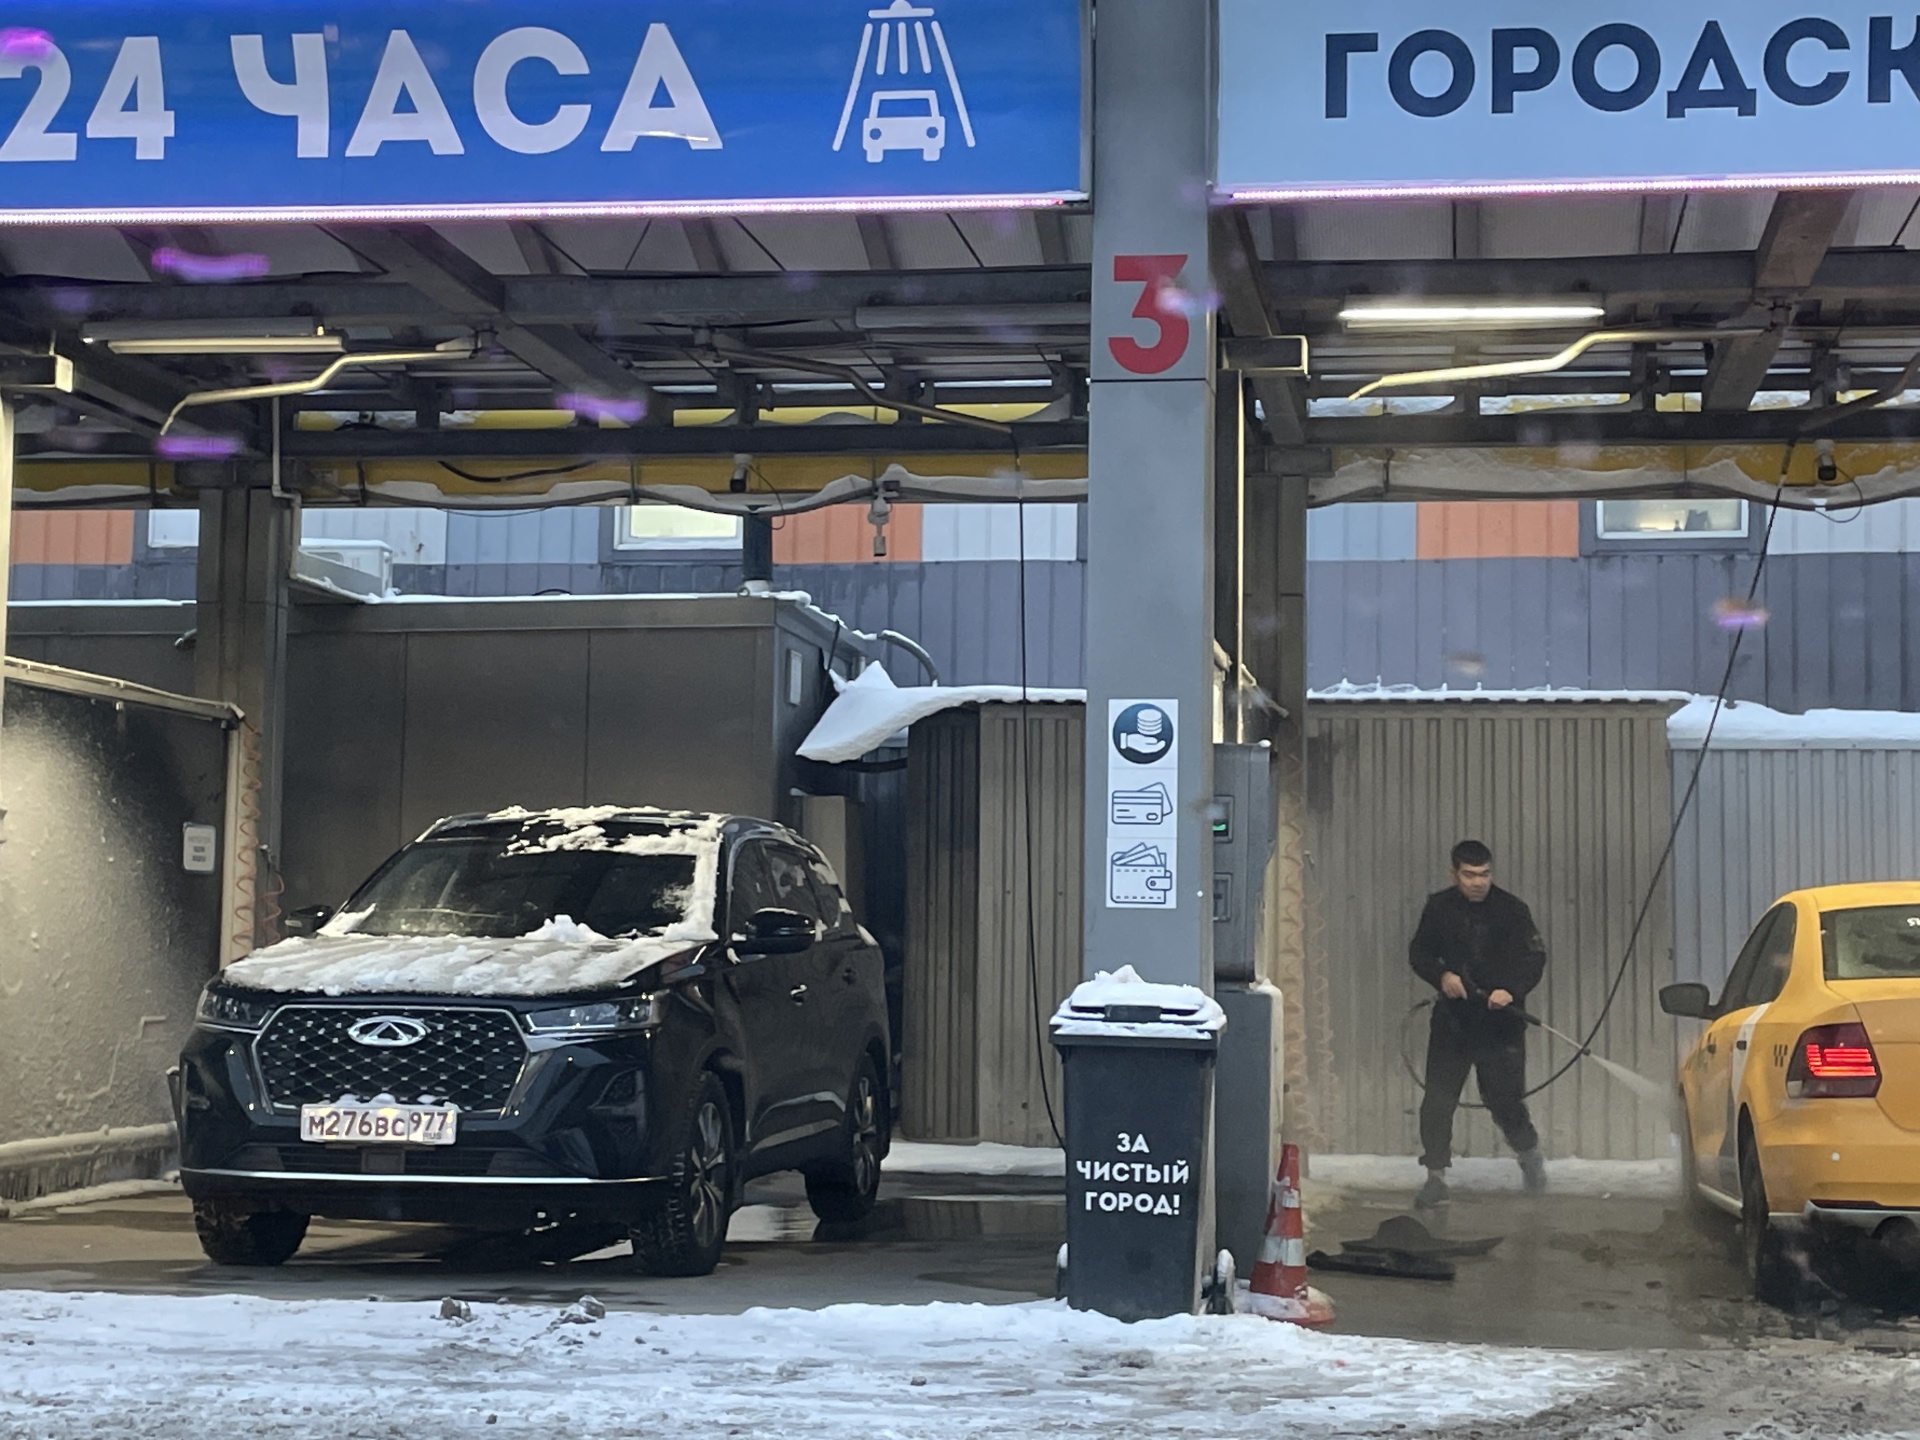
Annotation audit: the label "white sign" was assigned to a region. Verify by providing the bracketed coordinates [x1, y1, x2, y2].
[1218, 0, 1920, 199]
[181, 823, 218, 875]
[1106, 700, 1178, 909]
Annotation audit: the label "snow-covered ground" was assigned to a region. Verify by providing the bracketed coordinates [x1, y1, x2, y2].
[1307, 1153, 1679, 1200]
[886, 1140, 1066, 1177]
[0, 1291, 1611, 1439]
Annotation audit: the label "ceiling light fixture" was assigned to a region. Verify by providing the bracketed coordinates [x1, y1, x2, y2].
[84, 320, 344, 355]
[1340, 301, 1607, 332]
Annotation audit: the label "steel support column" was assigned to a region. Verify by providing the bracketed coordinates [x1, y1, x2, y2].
[1083, 0, 1216, 988]
[1076, 0, 1218, 1315]
[192, 480, 293, 959]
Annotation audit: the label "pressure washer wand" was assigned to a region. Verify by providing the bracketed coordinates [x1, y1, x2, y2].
[1512, 1006, 1592, 1058]
[1463, 984, 1592, 1057]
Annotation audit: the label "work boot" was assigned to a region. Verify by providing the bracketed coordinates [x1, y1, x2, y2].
[1414, 1170, 1450, 1208]
[1518, 1148, 1547, 1195]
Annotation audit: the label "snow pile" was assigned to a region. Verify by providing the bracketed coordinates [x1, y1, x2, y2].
[886, 1142, 1066, 1177]
[1050, 965, 1227, 1040]
[798, 662, 1084, 763]
[1309, 1153, 1681, 1200]
[1668, 696, 1920, 750]
[222, 807, 725, 997]
[219, 931, 706, 998]
[0, 1292, 1616, 1439]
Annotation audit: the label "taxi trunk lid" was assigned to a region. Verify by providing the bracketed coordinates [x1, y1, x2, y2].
[1833, 981, 1920, 1133]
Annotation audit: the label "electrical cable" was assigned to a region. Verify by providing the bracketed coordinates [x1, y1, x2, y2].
[1015, 494, 1064, 1145]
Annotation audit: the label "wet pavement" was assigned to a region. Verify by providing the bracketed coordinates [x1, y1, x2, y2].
[0, 1171, 1065, 1313]
[2, 1168, 1915, 1355]
[1307, 1184, 1920, 1353]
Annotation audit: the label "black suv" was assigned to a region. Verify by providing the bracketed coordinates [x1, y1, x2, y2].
[175, 808, 891, 1276]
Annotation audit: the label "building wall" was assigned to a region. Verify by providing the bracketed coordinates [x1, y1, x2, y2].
[14, 497, 1920, 710]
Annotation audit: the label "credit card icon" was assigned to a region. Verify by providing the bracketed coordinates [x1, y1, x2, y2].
[1110, 781, 1172, 826]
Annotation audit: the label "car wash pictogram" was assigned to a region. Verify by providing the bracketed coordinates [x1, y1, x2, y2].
[833, 0, 978, 163]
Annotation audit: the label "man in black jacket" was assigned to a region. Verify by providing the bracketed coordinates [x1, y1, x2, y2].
[1408, 839, 1548, 1207]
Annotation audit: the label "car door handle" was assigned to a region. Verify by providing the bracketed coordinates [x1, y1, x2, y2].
[841, 966, 859, 986]
[789, 985, 809, 1001]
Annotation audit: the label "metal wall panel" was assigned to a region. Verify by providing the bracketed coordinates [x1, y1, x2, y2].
[397, 629, 592, 839]
[1306, 700, 1677, 1160]
[974, 704, 1082, 1148]
[903, 710, 981, 1141]
[1302, 551, 1920, 710]
[271, 598, 878, 918]
[900, 703, 1083, 1146]
[1416, 501, 1579, 558]
[1305, 503, 1418, 562]
[1669, 745, 1920, 991]
[278, 631, 410, 909]
[787, 560, 1085, 689]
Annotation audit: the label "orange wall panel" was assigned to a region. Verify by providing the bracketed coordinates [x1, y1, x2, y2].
[11, 509, 135, 566]
[771, 503, 921, 564]
[1416, 501, 1578, 558]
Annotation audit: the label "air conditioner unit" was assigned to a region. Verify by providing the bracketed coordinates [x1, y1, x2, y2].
[297, 539, 393, 592]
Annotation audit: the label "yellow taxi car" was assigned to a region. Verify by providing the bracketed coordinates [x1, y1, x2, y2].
[1661, 883, 1920, 1302]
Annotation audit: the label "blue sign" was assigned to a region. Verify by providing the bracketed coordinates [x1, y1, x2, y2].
[0, 0, 1084, 221]
[1219, 1, 1920, 199]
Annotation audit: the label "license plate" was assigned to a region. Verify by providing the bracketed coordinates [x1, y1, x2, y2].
[299, 1102, 458, 1146]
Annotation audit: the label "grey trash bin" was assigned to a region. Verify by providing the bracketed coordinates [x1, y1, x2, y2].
[1049, 966, 1223, 1321]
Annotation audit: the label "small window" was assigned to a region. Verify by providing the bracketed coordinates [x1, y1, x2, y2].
[1745, 908, 1798, 1008]
[614, 505, 741, 550]
[726, 841, 781, 931]
[1596, 499, 1747, 539]
[765, 845, 826, 923]
[146, 511, 200, 548]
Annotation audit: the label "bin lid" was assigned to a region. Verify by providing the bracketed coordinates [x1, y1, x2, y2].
[1049, 965, 1226, 1043]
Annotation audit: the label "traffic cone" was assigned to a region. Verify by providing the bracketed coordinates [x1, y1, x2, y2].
[1242, 1143, 1335, 1326]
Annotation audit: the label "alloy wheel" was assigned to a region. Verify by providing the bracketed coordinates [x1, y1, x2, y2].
[850, 1073, 880, 1197]
[687, 1100, 730, 1249]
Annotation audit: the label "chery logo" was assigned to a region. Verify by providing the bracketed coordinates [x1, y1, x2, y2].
[346, 1015, 430, 1048]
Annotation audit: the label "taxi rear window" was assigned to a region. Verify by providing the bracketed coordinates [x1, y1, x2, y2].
[1822, 905, 1920, 981]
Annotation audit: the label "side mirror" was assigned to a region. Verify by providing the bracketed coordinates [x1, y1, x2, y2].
[282, 904, 334, 938]
[1658, 982, 1715, 1020]
[733, 907, 816, 956]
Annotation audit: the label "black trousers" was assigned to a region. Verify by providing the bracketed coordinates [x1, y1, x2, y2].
[1418, 1009, 1538, 1171]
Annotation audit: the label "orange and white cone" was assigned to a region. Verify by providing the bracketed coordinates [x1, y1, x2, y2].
[1241, 1143, 1335, 1326]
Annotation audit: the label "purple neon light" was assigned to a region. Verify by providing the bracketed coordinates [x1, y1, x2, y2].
[0, 191, 1080, 228]
[1225, 169, 1919, 204]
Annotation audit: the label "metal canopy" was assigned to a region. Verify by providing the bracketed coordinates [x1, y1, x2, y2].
[7, 189, 1920, 506]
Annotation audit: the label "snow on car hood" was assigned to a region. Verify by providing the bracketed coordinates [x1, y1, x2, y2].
[218, 924, 710, 998]
[220, 806, 724, 998]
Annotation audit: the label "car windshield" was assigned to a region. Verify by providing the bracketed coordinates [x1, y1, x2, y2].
[340, 829, 701, 940]
[1821, 903, 1920, 980]
[874, 95, 934, 116]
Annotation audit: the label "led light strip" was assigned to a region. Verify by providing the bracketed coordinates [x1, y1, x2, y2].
[1225, 170, 1920, 204]
[0, 191, 1083, 227]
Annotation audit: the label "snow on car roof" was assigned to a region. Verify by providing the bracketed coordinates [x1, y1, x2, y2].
[219, 806, 733, 997]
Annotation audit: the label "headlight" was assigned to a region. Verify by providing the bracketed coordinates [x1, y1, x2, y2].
[196, 988, 276, 1031]
[524, 995, 664, 1034]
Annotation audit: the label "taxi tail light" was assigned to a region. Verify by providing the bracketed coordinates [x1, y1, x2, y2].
[1786, 1022, 1881, 1098]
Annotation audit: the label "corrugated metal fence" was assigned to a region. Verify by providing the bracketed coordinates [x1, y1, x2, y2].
[1306, 700, 1678, 1161]
[904, 705, 1083, 1149]
[1670, 741, 1920, 990]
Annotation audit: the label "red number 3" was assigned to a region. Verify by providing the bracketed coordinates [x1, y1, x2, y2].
[1107, 253, 1191, 375]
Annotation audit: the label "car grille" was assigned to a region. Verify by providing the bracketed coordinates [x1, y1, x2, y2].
[254, 1006, 527, 1115]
